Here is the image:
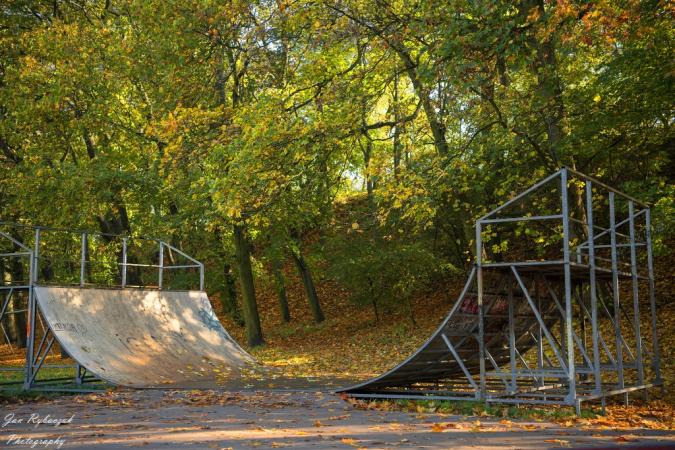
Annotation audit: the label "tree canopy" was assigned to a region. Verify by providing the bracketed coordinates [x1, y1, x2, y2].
[1, 0, 673, 346]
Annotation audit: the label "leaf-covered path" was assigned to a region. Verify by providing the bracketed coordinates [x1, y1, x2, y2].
[2, 389, 674, 449]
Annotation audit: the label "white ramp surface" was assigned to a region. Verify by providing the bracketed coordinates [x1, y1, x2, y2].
[34, 287, 255, 388]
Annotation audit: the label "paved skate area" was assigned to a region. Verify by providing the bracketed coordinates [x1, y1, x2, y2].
[1, 390, 674, 449]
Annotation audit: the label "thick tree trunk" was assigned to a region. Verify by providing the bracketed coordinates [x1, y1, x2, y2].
[272, 259, 291, 324]
[212, 226, 245, 326]
[291, 252, 324, 323]
[234, 223, 264, 347]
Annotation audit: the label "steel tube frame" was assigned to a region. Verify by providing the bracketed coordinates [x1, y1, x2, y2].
[429, 168, 661, 413]
[646, 210, 663, 393]
[0, 223, 207, 392]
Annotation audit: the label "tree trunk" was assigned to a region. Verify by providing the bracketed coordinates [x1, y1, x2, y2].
[406, 296, 417, 326]
[272, 259, 291, 324]
[4, 232, 27, 349]
[368, 277, 379, 323]
[289, 233, 324, 323]
[393, 44, 448, 157]
[362, 138, 376, 215]
[221, 263, 245, 326]
[393, 73, 403, 183]
[234, 223, 264, 347]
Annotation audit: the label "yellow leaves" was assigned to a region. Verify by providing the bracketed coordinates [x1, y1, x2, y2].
[430, 422, 465, 432]
[430, 423, 444, 433]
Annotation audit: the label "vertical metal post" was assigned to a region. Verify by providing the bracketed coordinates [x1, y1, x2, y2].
[508, 273, 516, 393]
[34, 229, 40, 283]
[609, 192, 625, 400]
[158, 242, 164, 289]
[628, 201, 644, 387]
[561, 168, 576, 404]
[645, 210, 662, 393]
[586, 181, 601, 394]
[24, 236, 38, 390]
[76, 363, 83, 386]
[476, 220, 486, 402]
[199, 263, 205, 291]
[579, 283, 588, 383]
[535, 273, 543, 387]
[122, 238, 127, 288]
[80, 233, 86, 287]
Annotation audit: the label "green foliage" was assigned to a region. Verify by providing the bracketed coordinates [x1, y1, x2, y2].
[0, 0, 673, 335]
[326, 207, 455, 321]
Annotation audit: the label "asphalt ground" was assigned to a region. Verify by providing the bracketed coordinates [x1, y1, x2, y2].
[1, 389, 674, 449]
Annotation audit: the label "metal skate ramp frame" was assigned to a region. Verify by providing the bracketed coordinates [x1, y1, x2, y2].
[343, 167, 663, 413]
[0, 223, 360, 392]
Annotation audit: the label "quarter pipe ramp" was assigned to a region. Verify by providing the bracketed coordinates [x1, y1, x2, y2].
[34, 287, 255, 388]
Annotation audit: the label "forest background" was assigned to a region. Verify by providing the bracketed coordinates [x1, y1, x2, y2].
[0, 0, 674, 362]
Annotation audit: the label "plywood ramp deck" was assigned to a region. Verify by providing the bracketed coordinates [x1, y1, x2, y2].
[34, 287, 255, 388]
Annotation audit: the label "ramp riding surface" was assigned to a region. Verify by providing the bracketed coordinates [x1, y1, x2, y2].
[34, 286, 359, 390]
[34, 286, 257, 388]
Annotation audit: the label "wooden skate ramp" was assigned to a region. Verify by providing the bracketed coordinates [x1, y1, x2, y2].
[34, 286, 256, 388]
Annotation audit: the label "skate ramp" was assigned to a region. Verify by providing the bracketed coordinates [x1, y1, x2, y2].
[343, 267, 560, 395]
[34, 286, 257, 388]
[35, 266, 560, 393]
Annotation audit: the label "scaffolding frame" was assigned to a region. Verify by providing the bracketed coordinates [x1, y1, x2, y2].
[0, 224, 204, 391]
[345, 167, 663, 414]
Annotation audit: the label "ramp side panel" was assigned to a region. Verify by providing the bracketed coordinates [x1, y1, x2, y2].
[34, 287, 254, 388]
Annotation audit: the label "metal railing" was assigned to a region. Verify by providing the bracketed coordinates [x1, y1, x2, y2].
[0, 223, 204, 291]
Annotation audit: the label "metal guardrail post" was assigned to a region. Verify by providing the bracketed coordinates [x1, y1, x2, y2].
[34, 229, 40, 283]
[80, 233, 86, 287]
[122, 238, 127, 288]
[628, 201, 644, 389]
[609, 191, 626, 404]
[199, 263, 204, 291]
[24, 233, 38, 390]
[476, 220, 486, 403]
[645, 210, 663, 394]
[158, 242, 164, 289]
[561, 168, 577, 407]
[586, 181, 602, 396]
